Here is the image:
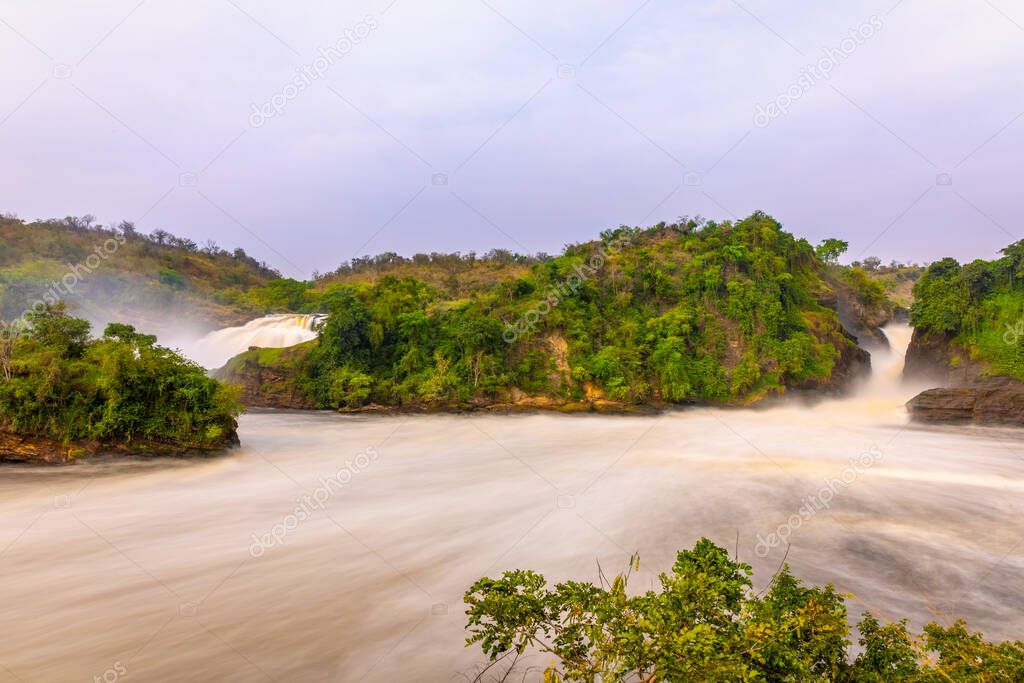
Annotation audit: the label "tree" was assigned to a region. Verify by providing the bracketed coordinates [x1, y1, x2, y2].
[0, 321, 16, 381]
[103, 322, 156, 348]
[25, 302, 91, 358]
[0, 308, 240, 450]
[862, 256, 882, 271]
[815, 238, 849, 264]
[117, 220, 137, 239]
[1001, 240, 1024, 285]
[464, 539, 1024, 681]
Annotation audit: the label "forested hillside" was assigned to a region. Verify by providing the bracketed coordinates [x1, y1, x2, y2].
[0, 214, 553, 331]
[909, 241, 1024, 381]
[223, 212, 890, 410]
[0, 214, 280, 329]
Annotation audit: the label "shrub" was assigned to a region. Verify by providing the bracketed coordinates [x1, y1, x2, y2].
[465, 539, 1024, 681]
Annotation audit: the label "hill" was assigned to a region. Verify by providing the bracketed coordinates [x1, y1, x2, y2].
[0, 214, 280, 333]
[221, 212, 892, 411]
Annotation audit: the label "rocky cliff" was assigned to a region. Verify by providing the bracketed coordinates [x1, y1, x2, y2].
[215, 343, 315, 409]
[907, 376, 1024, 425]
[821, 277, 894, 350]
[903, 329, 1024, 426]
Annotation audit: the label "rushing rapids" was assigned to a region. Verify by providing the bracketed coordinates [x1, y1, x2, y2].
[1, 324, 1022, 681]
[187, 314, 325, 368]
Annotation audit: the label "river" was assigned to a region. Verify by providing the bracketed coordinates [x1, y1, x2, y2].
[1, 324, 1022, 681]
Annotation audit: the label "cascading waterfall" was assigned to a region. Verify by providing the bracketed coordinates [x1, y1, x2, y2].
[859, 322, 914, 396]
[189, 313, 325, 368]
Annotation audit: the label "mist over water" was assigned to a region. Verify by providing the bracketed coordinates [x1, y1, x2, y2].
[2, 324, 1022, 681]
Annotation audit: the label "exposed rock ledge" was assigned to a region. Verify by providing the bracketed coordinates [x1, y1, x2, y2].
[0, 430, 240, 465]
[906, 377, 1024, 426]
[0, 431, 84, 464]
[903, 328, 1024, 427]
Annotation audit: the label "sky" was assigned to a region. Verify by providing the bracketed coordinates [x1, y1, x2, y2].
[1, 0, 1022, 278]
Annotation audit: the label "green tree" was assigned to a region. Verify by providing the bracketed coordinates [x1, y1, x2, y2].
[464, 539, 1023, 682]
[816, 238, 850, 264]
[25, 302, 91, 358]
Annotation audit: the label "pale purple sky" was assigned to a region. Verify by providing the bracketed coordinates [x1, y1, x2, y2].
[1, 0, 1022, 277]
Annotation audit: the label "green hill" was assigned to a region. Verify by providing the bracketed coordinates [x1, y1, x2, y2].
[0, 214, 280, 331]
[908, 241, 1024, 381]
[222, 212, 891, 411]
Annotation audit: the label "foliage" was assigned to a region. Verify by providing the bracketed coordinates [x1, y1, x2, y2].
[0, 303, 240, 449]
[465, 539, 1024, 682]
[294, 213, 862, 409]
[911, 242, 1024, 380]
[0, 215, 279, 323]
[815, 238, 849, 264]
[837, 267, 889, 308]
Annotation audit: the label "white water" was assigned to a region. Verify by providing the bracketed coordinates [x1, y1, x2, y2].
[187, 314, 325, 368]
[2, 324, 1023, 681]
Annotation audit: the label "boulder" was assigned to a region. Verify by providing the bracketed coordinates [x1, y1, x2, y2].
[907, 376, 1024, 426]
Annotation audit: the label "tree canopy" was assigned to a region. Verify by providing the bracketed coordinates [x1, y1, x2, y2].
[0, 303, 240, 451]
[465, 539, 1024, 682]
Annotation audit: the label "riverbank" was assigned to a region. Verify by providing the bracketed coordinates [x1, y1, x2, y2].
[0, 430, 241, 465]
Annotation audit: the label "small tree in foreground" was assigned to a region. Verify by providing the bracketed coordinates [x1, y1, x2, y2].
[464, 539, 1024, 681]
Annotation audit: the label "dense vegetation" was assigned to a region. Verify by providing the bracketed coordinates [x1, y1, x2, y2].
[242, 212, 873, 410]
[0, 214, 556, 327]
[0, 214, 283, 328]
[0, 303, 240, 453]
[465, 539, 1023, 681]
[910, 241, 1024, 380]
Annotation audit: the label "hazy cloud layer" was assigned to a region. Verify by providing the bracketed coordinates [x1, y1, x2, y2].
[1, 0, 1022, 275]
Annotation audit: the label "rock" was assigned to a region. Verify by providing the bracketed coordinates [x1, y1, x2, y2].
[903, 328, 1024, 426]
[903, 328, 985, 385]
[791, 322, 872, 395]
[0, 429, 240, 465]
[821, 276, 893, 350]
[0, 431, 83, 464]
[907, 376, 1024, 426]
[216, 345, 315, 409]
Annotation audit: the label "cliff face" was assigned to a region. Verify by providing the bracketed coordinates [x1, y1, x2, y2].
[821, 279, 893, 350]
[903, 329, 1024, 426]
[907, 377, 1024, 426]
[903, 329, 986, 385]
[215, 343, 315, 410]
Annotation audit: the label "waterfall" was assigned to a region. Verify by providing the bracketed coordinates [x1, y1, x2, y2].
[855, 321, 916, 401]
[189, 314, 325, 368]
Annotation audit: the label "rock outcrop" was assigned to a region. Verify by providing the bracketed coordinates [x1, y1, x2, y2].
[215, 344, 315, 409]
[0, 430, 240, 465]
[903, 328, 986, 386]
[820, 276, 894, 350]
[907, 376, 1024, 426]
[0, 432, 84, 464]
[904, 328, 1024, 426]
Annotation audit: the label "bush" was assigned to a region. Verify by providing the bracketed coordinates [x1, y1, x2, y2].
[0, 303, 240, 449]
[465, 539, 1024, 681]
[297, 213, 868, 408]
